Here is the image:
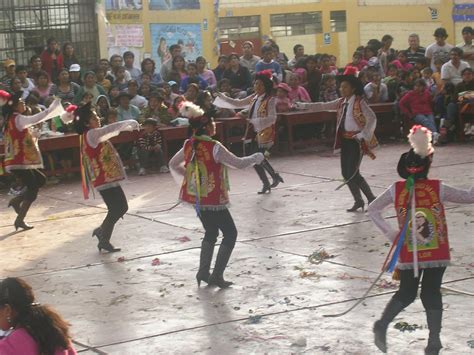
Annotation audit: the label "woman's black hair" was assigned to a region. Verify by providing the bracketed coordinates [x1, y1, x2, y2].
[141, 58, 156, 73]
[0, 277, 71, 354]
[196, 90, 216, 118]
[172, 55, 185, 71]
[73, 102, 94, 135]
[2, 91, 23, 121]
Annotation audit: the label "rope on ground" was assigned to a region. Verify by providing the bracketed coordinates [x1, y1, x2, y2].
[135, 201, 181, 214]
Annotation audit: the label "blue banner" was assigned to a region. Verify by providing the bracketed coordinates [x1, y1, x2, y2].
[452, 4, 474, 22]
[149, 0, 200, 10]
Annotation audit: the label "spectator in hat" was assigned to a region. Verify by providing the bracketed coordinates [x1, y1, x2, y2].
[136, 118, 169, 176]
[425, 28, 454, 72]
[457, 26, 474, 68]
[240, 41, 260, 77]
[69, 64, 82, 86]
[116, 92, 140, 121]
[123, 51, 141, 81]
[287, 44, 306, 70]
[1, 59, 16, 89]
[441, 47, 471, 86]
[40, 37, 63, 82]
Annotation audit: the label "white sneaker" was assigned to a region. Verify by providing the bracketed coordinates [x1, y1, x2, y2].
[138, 168, 146, 176]
[159, 166, 170, 173]
[432, 132, 439, 145]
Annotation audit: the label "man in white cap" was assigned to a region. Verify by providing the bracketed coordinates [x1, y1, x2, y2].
[69, 63, 82, 86]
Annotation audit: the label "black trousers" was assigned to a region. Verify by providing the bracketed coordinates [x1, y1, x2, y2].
[198, 209, 237, 249]
[393, 267, 446, 310]
[99, 186, 128, 240]
[11, 169, 46, 202]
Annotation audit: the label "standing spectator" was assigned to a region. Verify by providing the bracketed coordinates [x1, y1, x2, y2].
[390, 50, 414, 72]
[457, 26, 474, 68]
[346, 51, 368, 72]
[275, 83, 292, 113]
[180, 62, 208, 92]
[223, 54, 252, 97]
[74, 71, 106, 104]
[123, 51, 142, 80]
[320, 54, 338, 75]
[140, 92, 172, 125]
[240, 41, 260, 77]
[136, 118, 168, 175]
[196, 56, 217, 89]
[28, 55, 43, 82]
[31, 70, 53, 104]
[441, 47, 471, 86]
[456, 67, 474, 93]
[287, 44, 305, 70]
[140, 58, 162, 86]
[399, 79, 439, 144]
[431, 58, 445, 93]
[50, 68, 80, 103]
[107, 54, 131, 82]
[287, 72, 310, 103]
[255, 45, 283, 82]
[168, 55, 187, 86]
[406, 33, 426, 66]
[265, 39, 289, 71]
[95, 66, 111, 92]
[305, 55, 322, 102]
[15, 65, 35, 100]
[40, 37, 63, 82]
[160, 44, 182, 82]
[1, 59, 16, 89]
[116, 92, 140, 121]
[68, 64, 82, 86]
[364, 69, 389, 103]
[62, 42, 78, 70]
[127, 79, 148, 109]
[213, 55, 229, 82]
[365, 46, 384, 77]
[425, 28, 454, 72]
[378, 34, 396, 74]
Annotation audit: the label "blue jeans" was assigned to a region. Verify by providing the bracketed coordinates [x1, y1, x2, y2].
[414, 114, 437, 133]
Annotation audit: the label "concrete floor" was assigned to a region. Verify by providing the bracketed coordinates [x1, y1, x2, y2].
[0, 142, 473, 354]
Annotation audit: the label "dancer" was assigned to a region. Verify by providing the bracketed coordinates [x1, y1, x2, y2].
[295, 70, 377, 211]
[1, 90, 64, 230]
[169, 102, 264, 288]
[367, 126, 474, 354]
[215, 69, 284, 194]
[69, 103, 139, 252]
[0, 277, 76, 354]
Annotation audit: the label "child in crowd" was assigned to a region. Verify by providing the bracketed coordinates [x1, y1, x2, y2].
[217, 78, 233, 98]
[140, 92, 172, 126]
[196, 90, 235, 119]
[421, 67, 435, 94]
[81, 92, 94, 105]
[180, 63, 208, 92]
[168, 95, 185, 119]
[255, 45, 283, 82]
[127, 80, 148, 109]
[113, 66, 128, 91]
[95, 67, 111, 92]
[108, 86, 120, 106]
[184, 83, 200, 103]
[139, 83, 152, 100]
[320, 74, 339, 102]
[136, 118, 169, 175]
[287, 72, 311, 103]
[320, 54, 338, 75]
[383, 64, 400, 102]
[390, 50, 414, 72]
[431, 58, 445, 94]
[275, 83, 292, 113]
[364, 69, 389, 103]
[346, 51, 368, 72]
[397, 70, 415, 100]
[116, 92, 140, 121]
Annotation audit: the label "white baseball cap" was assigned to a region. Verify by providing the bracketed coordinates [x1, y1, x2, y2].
[69, 64, 81, 72]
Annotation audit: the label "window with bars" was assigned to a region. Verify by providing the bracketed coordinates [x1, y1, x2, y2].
[270, 12, 323, 37]
[219, 16, 260, 40]
[0, 0, 99, 76]
[330, 11, 346, 32]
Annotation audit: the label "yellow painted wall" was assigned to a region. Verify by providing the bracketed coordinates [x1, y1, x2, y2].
[99, 0, 459, 68]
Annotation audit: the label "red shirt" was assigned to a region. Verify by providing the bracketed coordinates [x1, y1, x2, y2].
[399, 89, 433, 116]
[40, 50, 64, 81]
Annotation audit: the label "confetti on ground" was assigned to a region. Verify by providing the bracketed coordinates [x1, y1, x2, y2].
[177, 236, 191, 243]
[308, 249, 334, 264]
[394, 322, 421, 332]
[117, 256, 126, 262]
[299, 271, 320, 279]
[376, 279, 399, 290]
[246, 315, 263, 324]
[151, 258, 160, 266]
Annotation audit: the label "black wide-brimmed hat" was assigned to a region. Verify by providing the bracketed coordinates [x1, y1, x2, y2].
[397, 125, 434, 180]
[73, 102, 95, 134]
[337, 67, 364, 96]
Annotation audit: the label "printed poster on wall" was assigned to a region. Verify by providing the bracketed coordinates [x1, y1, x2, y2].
[149, 0, 200, 10]
[150, 24, 203, 71]
[107, 24, 144, 62]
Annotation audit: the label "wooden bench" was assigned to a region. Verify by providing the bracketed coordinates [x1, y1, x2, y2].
[215, 116, 247, 148]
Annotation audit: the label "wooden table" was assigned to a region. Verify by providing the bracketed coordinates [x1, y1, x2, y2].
[215, 116, 247, 147]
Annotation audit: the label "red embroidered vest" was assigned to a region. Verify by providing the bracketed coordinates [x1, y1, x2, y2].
[179, 138, 230, 210]
[3, 113, 43, 172]
[394, 179, 450, 269]
[82, 131, 125, 189]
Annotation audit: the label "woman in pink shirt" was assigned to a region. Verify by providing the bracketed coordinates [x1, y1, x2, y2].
[390, 50, 414, 73]
[287, 72, 311, 103]
[0, 278, 76, 355]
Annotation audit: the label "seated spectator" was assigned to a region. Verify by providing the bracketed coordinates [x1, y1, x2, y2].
[288, 44, 305, 70]
[196, 56, 217, 89]
[240, 41, 260, 77]
[123, 51, 141, 80]
[196, 90, 235, 119]
[390, 50, 414, 72]
[9, 77, 23, 98]
[104, 107, 118, 125]
[414, 57, 427, 72]
[275, 83, 292, 113]
[136, 118, 168, 175]
[108, 86, 120, 107]
[434, 82, 458, 131]
[441, 47, 471, 86]
[75, 71, 106, 104]
[140, 58, 162, 86]
[95, 66, 111, 92]
[216, 78, 233, 98]
[40, 37, 63, 82]
[31, 70, 53, 104]
[432, 58, 445, 93]
[287, 72, 310, 103]
[139, 82, 152, 100]
[140, 92, 172, 126]
[127, 79, 147, 109]
[25, 91, 43, 114]
[112, 66, 128, 91]
[68, 64, 82, 86]
[168, 55, 187, 86]
[320, 54, 338, 75]
[364, 69, 389, 103]
[399, 78, 439, 143]
[116, 92, 140, 121]
[107, 54, 131, 82]
[397, 70, 415, 99]
[213, 55, 229, 82]
[0, 277, 76, 354]
[305, 55, 322, 102]
[168, 95, 185, 119]
[28, 55, 43, 82]
[456, 67, 474, 93]
[223, 53, 251, 98]
[265, 39, 289, 71]
[255, 45, 283, 82]
[94, 94, 111, 119]
[383, 64, 399, 102]
[15, 65, 35, 100]
[346, 51, 368, 72]
[320, 74, 339, 102]
[421, 67, 435, 94]
[80, 91, 94, 105]
[184, 83, 199, 103]
[62, 42, 78, 70]
[162, 81, 178, 107]
[180, 62, 208, 92]
[50, 68, 80, 103]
